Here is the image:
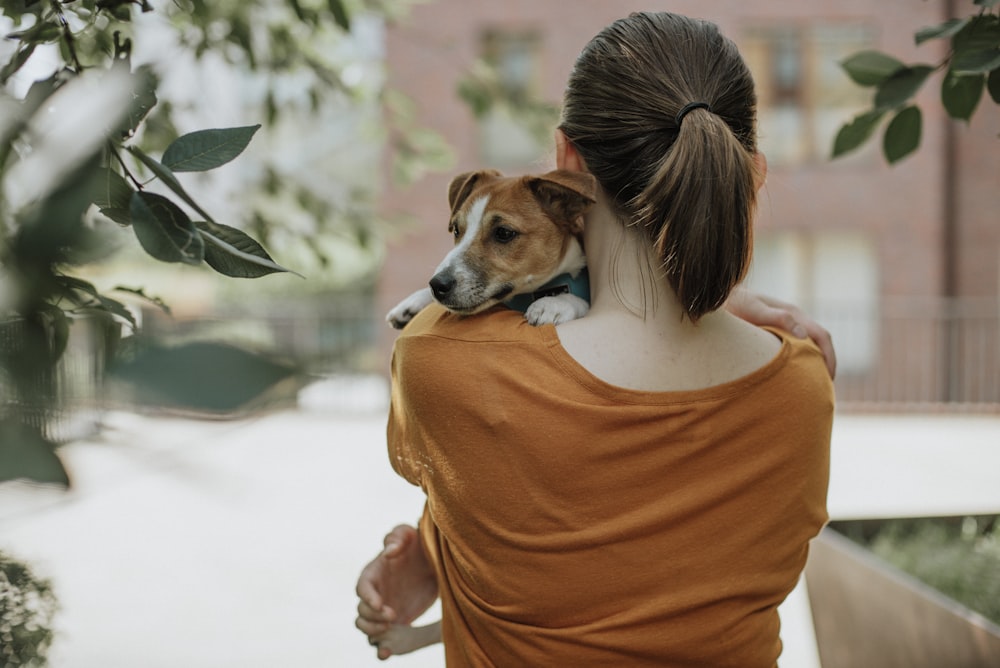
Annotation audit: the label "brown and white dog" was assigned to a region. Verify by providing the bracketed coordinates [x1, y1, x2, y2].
[372, 169, 595, 658]
[386, 168, 596, 329]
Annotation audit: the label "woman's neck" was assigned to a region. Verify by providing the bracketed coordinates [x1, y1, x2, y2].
[582, 200, 690, 328]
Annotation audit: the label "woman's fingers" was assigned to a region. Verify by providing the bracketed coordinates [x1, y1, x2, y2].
[382, 524, 417, 557]
[357, 598, 396, 624]
[355, 613, 390, 637]
[727, 288, 837, 379]
[802, 321, 836, 378]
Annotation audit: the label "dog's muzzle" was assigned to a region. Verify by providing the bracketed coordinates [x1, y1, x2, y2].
[428, 269, 512, 314]
[429, 271, 456, 301]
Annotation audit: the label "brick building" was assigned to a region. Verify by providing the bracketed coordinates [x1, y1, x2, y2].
[377, 0, 1000, 408]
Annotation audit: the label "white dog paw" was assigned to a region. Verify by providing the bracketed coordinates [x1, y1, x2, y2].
[386, 288, 434, 329]
[524, 294, 589, 326]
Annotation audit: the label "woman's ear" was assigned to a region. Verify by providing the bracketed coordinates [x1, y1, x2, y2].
[555, 129, 587, 172]
[752, 152, 768, 192]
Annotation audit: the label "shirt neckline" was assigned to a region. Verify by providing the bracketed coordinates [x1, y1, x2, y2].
[536, 324, 794, 405]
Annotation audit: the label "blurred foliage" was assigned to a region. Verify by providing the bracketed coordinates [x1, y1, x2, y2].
[111, 339, 302, 415]
[0, 550, 57, 668]
[834, 0, 1000, 163]
[835, 515, 1000, 624]
[456, 57, 560, 149]
[0, 0, 450, 489]
[0, 0, 553, 463]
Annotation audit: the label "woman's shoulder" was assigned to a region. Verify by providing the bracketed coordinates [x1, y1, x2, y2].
[762, 327, 836, 414]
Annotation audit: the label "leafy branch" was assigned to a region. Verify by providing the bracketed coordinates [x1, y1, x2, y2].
[0, 1, 298, 486]
[833, 0, 1000, 164]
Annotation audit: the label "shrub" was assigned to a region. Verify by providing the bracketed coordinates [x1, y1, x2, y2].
[0, 552, 57, 668]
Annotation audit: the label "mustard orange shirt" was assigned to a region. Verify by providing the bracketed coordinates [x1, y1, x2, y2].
[388, 304, 833, 667]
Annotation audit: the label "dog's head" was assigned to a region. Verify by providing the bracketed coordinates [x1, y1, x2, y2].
[429, 169, 596, 315]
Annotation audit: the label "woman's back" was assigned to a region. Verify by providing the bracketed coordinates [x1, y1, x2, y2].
[389, 305, 833, 667]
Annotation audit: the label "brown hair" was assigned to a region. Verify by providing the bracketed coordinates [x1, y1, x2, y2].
[559, 12, 760, 320]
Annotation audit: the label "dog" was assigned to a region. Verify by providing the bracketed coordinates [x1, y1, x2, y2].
[386, 168, 596, 329]
[372, 168, 595, 658]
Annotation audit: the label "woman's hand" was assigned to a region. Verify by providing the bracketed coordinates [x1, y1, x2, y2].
[355, 524, 439, 659]
[726, 286, 837, 378]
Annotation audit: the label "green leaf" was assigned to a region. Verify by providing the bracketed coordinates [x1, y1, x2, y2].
[327, 0, 351, 31]
[57, 274, 100, 301]
[98, 207, 132, 225]
[93, 295, 138, 330]
[128, 147, 216, 223]
[57, 276, 139, 329]
[129, 192, 204, 265]
[91, 167, 133, 210]
[883, 106, 922, 164]
[194, 220, 295, 278]
[457, 77, 494, 116]
[0, 419, 70, 487]
[952, 13, 1000, 52]
[950, 15, 1000, 74]
[975, 0, 1000, 7]
[111, 341, 300, 415]
[988, 68, 1000, 103]
[915, 18, 969, 45]
[832, 109, 886, 158]
[875, 65, 934, 109]
[5, 21, 60, 43]
[161, 125, 261, 172]
[0, 42, 36, 85]
[951, 49, 1000, 74]
[942, 70, 984, 121]
[128, 150, 293, 279]
[841, 50, 905, 86]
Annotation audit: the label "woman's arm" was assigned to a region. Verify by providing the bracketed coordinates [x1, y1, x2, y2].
[355, 524, 440, 659]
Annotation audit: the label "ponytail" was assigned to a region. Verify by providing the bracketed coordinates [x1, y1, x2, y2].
[560, 11, 760, 321]
[634, 109, 758, 320]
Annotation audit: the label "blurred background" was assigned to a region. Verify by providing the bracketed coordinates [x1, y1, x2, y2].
[1, 1, 998, 666]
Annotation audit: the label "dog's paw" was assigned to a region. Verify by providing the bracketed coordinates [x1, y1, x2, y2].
[525, 294, 589, 326]
[386, 306, 419, 330]
[386, 288, 434, 329]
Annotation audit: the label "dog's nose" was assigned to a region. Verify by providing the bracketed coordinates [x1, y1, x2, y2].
[429, 272, 456, 300]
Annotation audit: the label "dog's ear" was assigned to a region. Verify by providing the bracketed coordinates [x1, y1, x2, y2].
[527, 170, 597, 234]
[447, 169, 504, 213]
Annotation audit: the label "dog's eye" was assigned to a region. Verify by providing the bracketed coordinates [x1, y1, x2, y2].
[493, 226, 518, 244]
[450, 225, 461, 241]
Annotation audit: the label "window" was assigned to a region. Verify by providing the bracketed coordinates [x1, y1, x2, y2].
[481, 30, 538, 105]
[746, 231, 879, 374]
[741, 24, 875, 166]
[475, 29, 547, 168]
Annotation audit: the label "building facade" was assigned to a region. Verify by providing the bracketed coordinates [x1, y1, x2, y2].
[377, 0, 1000, 408]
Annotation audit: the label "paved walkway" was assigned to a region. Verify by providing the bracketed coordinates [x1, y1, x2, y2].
[1, 380, 998, 667]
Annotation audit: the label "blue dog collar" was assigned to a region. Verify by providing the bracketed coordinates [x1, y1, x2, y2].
[504, 268, 591, 314]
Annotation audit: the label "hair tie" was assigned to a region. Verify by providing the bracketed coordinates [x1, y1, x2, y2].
[675, 101, 712, 126]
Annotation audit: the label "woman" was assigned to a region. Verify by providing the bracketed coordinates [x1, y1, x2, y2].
[358, 11, 835, 667]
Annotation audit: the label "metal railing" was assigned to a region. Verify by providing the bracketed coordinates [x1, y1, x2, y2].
[5, 296, 998, 431]
[827, 298, 1000, 411]
[141, 294, 380, 375]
